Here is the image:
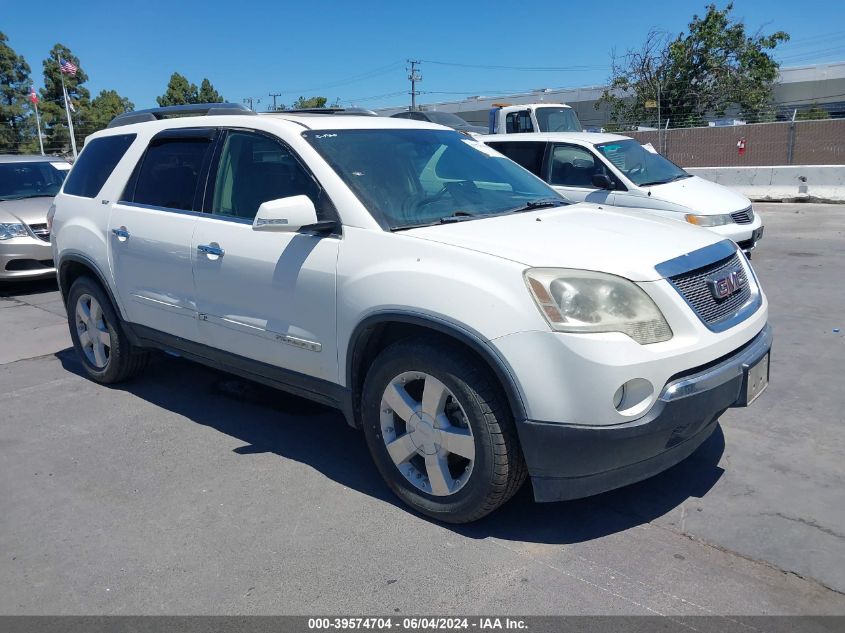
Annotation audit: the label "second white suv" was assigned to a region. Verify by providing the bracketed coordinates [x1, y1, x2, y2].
[50, 104, 771, 523]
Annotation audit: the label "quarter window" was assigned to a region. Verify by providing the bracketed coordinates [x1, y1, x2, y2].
[210, 131, 322, 221]
[548, 144, 607, 188]
[63, 134, 136, 198]
[128, 135, 214, 211]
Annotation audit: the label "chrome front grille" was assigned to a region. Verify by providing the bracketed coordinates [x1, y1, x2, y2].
[730, 207, 754, 224]
[28, 223, 51, 242]
[668, 254, 753, 328]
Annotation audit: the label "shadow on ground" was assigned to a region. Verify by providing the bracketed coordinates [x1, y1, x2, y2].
[0, 278, 59, 298]
[56, 347, 725, 544]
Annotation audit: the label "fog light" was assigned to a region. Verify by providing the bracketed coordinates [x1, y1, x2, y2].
[613, 378, 654, 417]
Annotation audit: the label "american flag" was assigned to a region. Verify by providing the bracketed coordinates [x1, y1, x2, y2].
[29, 87, 38, 104]
[59, 58, 77, 76]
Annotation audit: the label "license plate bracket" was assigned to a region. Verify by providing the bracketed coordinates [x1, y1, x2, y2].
[740, 353, 769, 406]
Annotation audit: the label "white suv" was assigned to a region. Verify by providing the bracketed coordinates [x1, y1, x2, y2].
[50, 104, 771, 523]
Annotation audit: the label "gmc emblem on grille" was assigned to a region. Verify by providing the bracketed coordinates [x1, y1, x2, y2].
[707, 269, 747, 300]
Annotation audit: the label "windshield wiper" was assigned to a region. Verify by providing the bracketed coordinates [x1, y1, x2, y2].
[639, 174, 691, 187]
[0, 194, 55, 201]
[439, 211, 477, 224]
[391, 211, 489, 231]
[507, 198, 566, 213]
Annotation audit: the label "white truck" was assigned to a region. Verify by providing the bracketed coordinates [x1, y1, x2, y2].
[487, 103, 582, 135]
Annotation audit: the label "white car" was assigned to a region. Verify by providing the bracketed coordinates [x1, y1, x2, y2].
[482, 132, 765, 255]
[50, 104, 771, 523]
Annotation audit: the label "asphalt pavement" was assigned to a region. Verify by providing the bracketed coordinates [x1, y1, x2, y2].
[1, 203, 843, 615]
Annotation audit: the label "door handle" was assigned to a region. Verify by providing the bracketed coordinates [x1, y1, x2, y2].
[112, 227, 130, 241]
[197, 243, 225, 257]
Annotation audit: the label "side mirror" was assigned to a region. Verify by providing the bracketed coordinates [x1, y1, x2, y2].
[592, 173, 613, 190]
[253, 195, 322, 233]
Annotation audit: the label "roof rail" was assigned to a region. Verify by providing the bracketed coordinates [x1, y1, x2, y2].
[107, 103, 256, 128]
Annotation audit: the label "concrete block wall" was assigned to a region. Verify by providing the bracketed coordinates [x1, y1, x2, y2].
[686, 166, 845, 202]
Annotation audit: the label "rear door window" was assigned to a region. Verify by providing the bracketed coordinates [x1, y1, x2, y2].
[124, 130, 215, 211]
[485, 142, 546, 177]
[63, 134, 136, 198]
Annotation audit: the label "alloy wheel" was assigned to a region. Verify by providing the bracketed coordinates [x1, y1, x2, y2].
[75, 293, 111, 369]
[379, 371, 475, 496]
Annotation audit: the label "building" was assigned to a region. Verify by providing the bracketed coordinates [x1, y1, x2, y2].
[375, 61, 845, 129]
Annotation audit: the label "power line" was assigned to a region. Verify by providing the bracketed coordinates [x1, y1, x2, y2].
[279, 61, 405, 95]
[420, 59, 606, 72]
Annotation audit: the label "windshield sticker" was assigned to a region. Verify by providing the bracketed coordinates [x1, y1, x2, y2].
[51, 162, 71, 170]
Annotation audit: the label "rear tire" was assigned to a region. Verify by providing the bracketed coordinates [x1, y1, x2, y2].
[361, 337, 526, 523]
[67, 276, 148, 384]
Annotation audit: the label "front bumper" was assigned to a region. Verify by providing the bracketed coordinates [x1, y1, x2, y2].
[521, 324, 772, 502]
[708, 213, 764, 254]
[0, 238, 55, 280]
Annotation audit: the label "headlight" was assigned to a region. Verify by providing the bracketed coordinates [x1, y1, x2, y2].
[524, 268, 673, 345]
[685, 213, 732, 227]
[0, 223, 28, 240]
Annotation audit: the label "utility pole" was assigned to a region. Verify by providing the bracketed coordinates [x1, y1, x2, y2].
[268, 92, 281, 111]
[243, 96, 261, 111]
[407, 59, 421, 111]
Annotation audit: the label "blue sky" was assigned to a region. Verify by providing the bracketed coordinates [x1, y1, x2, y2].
[4, 0, 845, 110]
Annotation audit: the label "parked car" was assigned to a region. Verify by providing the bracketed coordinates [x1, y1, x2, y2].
[390, 110, 488, 134]
[482, 133, 764, 255]
[51, 104, 771, 523]
[0, 155, 70, 281]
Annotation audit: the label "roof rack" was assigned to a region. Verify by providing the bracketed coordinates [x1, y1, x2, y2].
[276, 107, 378, 117]
[107, 103, 256, 128]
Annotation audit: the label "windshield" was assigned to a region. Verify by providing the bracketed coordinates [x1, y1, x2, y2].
[595, 139, 689, 187]
[534, 107, 582, 132]
[425, 111, 471, 127]
[304, 129, 563, 229]
[0, 161, 68, 200]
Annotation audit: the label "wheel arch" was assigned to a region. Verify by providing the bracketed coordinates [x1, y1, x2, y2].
[346, 312, 528, 429]
[58, 253, 122, 318]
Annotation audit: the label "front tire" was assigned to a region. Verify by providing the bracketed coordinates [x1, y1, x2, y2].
[67, 276, 148, 384]
[361, 338, 526, 523]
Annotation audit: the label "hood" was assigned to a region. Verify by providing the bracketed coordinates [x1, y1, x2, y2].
[0, 195, 54, 225]
[643, 175, 750, 214]
[404, 203, 725, 282]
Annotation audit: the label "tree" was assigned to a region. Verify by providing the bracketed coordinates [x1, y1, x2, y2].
[598, 4, 789, 129]
[0, 31, 33, 154]
[39, 44, 90, 154]
[795, 104, 830, 121]
[292, 96, 327, 109]
[156, 72, 198, 106]
[89, 89, 134, 129]
[157, 74, 224, 106]
[197, 78, 223, 103]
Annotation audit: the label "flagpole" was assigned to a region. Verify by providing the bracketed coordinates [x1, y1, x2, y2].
[33, 98, 44, 156]
[57, 55, 78, 159]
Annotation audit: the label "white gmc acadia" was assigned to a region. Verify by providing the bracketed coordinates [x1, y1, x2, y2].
[49, 103, 771, 523]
